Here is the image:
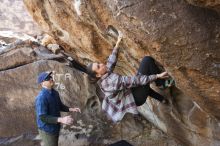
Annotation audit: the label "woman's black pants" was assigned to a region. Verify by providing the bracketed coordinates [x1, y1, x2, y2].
[131, 56, 165, 106]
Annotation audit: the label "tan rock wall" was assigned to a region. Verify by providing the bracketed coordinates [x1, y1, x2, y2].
[3, 0, 219, 145]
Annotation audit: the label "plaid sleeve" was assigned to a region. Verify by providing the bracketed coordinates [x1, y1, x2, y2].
[116, 74, 157, 90]
[106, 47, 119, 72]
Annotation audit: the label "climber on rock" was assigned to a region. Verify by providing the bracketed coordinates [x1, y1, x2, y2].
[86, 31, 171, 122]
[35, 71, 81, 146]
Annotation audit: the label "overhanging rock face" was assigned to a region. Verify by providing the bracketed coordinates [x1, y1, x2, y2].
[0, 41, 179, 146]
[21, 0, 220, 145]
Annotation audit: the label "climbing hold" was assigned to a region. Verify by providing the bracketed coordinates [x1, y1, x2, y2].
[106, 25, 119, 38]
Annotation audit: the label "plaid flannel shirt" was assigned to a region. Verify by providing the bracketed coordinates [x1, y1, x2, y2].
[99, 47, 157, 122]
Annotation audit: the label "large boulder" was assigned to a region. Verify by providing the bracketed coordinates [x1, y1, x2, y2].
[0, 40, 179, 146]
[23, 0, 220, 145]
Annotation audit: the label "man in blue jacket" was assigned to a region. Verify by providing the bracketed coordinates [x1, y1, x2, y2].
[35, 71, 81, 146]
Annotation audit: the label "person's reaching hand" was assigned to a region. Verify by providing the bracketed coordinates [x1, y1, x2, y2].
[156, 72, 169, 79]
[115, 31, 123, 48]
[69, 107, 81, 113]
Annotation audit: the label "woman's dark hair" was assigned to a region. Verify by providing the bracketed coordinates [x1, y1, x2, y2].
[86, 63, 100, 83]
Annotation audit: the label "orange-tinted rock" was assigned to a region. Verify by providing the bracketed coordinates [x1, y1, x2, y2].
[12, 0, 220, 145]
[186, 0, 220, 13]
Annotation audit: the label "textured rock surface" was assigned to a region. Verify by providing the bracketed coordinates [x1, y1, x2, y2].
[22, 0, 220, 145]
[0, 0, 41, 35]
[1, 0, 219, 145]
[0, 41, 179, 146]
[186, 0, 220, 13]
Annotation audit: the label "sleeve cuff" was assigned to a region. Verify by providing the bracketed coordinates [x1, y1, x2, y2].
[149, 75, 157, 82]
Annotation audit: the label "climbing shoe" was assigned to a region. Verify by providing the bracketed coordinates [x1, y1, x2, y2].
[158, 78, 175, 90]
[165, 78, 175, 88]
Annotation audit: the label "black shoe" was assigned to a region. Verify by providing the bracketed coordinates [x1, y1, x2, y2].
[164, 78, 175, 88]
[158, 78, 175, 90]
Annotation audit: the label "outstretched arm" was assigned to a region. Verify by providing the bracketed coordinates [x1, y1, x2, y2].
[116, 72, 169, 90]
[106, 32, 123, 72]
[60, 102, 70, 112]
[59, 96, 81, 113]
[57, 91, 81, 113]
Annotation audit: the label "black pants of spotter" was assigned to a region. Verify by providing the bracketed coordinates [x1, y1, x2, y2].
[131, 56, 165, 106]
